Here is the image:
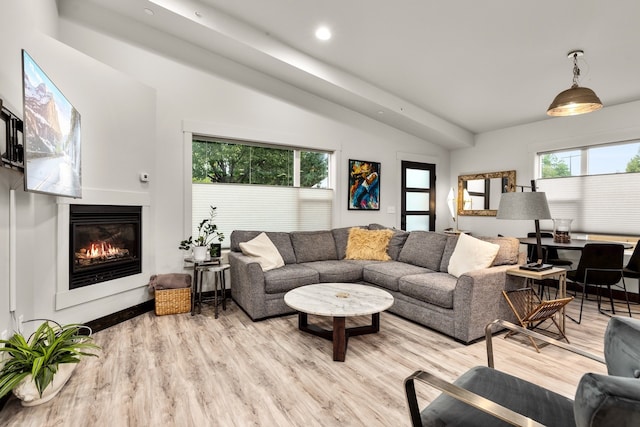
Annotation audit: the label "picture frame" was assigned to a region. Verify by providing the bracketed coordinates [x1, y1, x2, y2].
[348, 159, 380, 210]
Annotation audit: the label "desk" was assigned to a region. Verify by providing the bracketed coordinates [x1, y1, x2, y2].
[506, 267, 568, 334]
[518, 237, 633, 250]
[184, 257, 229, 318]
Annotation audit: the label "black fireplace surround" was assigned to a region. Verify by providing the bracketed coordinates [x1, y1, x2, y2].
[69, 204, 142, 289]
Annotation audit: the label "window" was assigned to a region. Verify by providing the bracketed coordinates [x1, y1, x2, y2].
[191, 137, 333, 246]
[537, 140, 640, 234]
[539, 140, 640, 178]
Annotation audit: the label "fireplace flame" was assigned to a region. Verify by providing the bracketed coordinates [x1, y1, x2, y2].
[76, 241, 130, 263]
[88, 242, 120, 257]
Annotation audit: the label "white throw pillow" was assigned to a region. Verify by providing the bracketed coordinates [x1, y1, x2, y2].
[239, 232, 285, 271]
[447, 233, 501, 278]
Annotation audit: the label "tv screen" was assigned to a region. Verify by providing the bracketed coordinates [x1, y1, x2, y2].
[22, 50, 81, 198]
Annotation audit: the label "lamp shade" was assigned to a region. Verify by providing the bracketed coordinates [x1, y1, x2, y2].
[547, 85, 603, 116]
[496, 192, 551, 220]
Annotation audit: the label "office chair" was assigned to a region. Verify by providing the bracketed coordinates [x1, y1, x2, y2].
[567, 243, 631, 324]
[623, 243, 640, 312]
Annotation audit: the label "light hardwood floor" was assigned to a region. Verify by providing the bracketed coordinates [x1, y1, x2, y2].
[0, 296, 625, 427]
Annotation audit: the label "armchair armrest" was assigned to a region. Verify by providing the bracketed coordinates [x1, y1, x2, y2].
[484, 319, 605, 368]
[404, 370, 545, 427]
[404, 320, 606, 427]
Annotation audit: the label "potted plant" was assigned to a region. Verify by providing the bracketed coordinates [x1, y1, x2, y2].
[0, 320, 100, 406]
[179, 205, 225, 260]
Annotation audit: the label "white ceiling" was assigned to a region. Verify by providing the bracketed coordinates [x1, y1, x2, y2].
[57, 0, 640, 149]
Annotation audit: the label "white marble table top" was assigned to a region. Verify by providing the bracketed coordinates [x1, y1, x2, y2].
[284, 283, 394, 317]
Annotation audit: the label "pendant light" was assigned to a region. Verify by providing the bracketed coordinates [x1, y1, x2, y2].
[547, 50, 602, 116]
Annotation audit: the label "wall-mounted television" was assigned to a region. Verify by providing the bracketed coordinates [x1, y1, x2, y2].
[22, 49, 82, 198]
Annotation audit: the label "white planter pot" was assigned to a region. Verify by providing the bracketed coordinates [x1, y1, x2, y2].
[13, 362, 77, 406]
[193, 246, 208, 261]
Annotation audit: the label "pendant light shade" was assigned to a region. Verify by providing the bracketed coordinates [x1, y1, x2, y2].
[547, 50, 602, 117]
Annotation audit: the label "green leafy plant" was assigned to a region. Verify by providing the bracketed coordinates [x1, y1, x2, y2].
[0, 321, 100, 399]
[179, 206, 225, 251]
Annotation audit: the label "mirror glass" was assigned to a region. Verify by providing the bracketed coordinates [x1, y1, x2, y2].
[457, 170, 516, 216]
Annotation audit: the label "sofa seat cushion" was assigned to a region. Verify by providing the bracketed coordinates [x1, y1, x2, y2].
[363, 261, 432, 292]
[399, 273, 458, 309]
[398, 231, 449, 271]
[302, 260, 364, 283]
[263, 264, 319, 294]
[290, 230, 338, 263]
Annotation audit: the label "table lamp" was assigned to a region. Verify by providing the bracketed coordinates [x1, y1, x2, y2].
[497, 191, 553, 271]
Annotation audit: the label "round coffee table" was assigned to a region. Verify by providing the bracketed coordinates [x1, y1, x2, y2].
[284, 283, 394, 362]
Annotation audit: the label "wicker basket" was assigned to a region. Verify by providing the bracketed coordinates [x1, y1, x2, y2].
[155, 287, 191, 316]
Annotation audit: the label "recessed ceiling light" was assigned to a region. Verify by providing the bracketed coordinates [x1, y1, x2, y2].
[315, 26, 332, 41]
[144, 8, 154, 16]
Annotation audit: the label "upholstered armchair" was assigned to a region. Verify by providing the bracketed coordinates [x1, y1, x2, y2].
[405, 317, 640, 426]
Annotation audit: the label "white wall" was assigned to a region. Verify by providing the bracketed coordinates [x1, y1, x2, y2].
[0, 0, 452, 335]
[0, 0, 156, 335]
[451, 101, 640, 238]
[56, 16, 451, 277]
[0, 0, 59, 336]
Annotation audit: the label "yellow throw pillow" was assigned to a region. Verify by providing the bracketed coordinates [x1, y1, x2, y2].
[345, 228, 394, 261]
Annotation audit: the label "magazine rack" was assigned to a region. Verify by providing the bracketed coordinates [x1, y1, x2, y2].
[502, 287, 573, 352]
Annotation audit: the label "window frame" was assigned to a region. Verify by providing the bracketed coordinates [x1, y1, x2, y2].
[538, 139, 640, 179]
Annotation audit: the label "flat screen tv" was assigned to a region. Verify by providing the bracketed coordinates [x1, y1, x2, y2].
[22, 49, 82, 198]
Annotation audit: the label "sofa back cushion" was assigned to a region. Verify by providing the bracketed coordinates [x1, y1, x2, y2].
[398, 231, 449, 271]
[478, 236, 520, 266]
[439, 235, 459, 273]
[332, 226, 365, 260]
[290, 230, 338, 263]
[230, 230, 297, 264]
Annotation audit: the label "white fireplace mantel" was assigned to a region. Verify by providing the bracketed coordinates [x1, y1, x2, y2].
[55, 188, 151, 310]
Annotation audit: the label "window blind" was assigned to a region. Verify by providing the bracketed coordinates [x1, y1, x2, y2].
[192, 183, 334, 246]
[537, 174, 640, 234]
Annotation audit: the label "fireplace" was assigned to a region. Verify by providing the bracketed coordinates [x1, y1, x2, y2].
[69, 204, 142, 289]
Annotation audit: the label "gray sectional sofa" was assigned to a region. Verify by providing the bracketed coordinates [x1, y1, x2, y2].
[229, 225, 523, 343]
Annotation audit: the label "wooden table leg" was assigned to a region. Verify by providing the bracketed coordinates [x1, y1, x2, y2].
[333, 317, 347, 362]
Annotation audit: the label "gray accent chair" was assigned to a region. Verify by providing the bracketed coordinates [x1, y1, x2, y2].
[405, 317, 640, 426]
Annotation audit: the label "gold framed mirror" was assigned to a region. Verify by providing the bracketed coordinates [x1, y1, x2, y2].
[457, 170, 516, 216]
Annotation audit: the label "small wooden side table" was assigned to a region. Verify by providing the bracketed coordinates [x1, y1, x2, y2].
[506, 267, 568, 334]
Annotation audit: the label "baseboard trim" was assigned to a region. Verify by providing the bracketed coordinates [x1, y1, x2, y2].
[85, 299, 155, 333]
[84, 290, 232, 333]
